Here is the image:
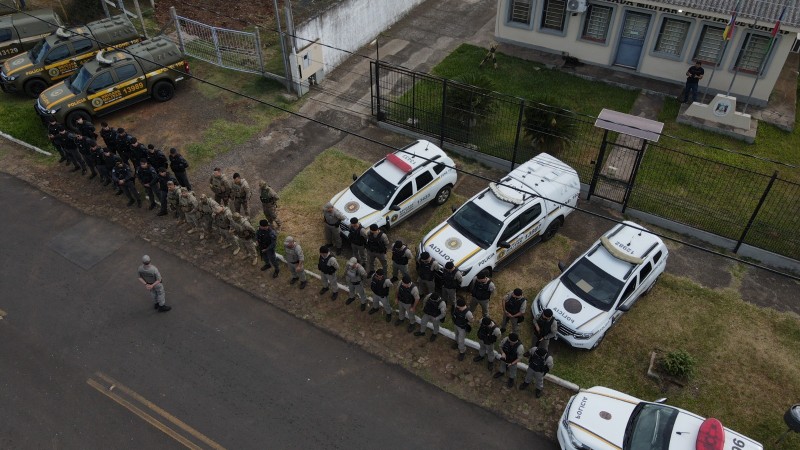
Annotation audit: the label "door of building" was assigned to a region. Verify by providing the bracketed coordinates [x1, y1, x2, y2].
[614, 11, 650, 68]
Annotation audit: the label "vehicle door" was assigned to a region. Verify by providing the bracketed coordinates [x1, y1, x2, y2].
[613, 276, 639, 323]
[495, 202, 544, 262]
[0, 26, 22, 60]
[108, 62, 147, 108]
[42, 42, 74, 81]
[84, 69, 118, 111]
[386, 180, 415, 226]
[68, 38, 97, 72]
[411, 169, 436, 209]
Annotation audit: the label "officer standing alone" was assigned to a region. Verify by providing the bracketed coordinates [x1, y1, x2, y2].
[137, 255, 171, 312]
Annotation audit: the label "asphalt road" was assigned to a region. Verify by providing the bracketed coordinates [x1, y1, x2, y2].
[0, 172, 557, 449]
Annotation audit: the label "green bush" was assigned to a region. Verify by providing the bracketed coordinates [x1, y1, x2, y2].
[662, 349, 696, 379]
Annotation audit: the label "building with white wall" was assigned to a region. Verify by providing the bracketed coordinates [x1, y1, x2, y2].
[495, 0, 800, 105]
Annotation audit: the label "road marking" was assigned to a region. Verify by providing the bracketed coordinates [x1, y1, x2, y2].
[87, 373, 226, 450]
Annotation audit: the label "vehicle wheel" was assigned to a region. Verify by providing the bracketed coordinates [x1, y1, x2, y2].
[541, 217, 564, 242]
[152, 81, 174, 102]
[66, 110, 91, 132]
[434, 185, 452, 206]
[591, 331, 607, 349]
[24, 78, 47, 98]
[642, 275, 660, 296]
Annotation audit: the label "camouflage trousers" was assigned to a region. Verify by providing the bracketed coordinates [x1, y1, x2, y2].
[214, 226, 238, 248]
[262, 203, 281, 229]
[234, 236, 259, 258]
[184, 210, 201, 229]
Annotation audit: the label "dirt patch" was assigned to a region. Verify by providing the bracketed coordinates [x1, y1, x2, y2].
[153, 1, 276, 29]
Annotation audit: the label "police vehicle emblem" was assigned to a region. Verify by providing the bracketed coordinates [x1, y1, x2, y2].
[51, 88, 63, 96]
[390, 214, 399, 222]
[92, 98, 103, 107]
[563, 298, 582, 314]
[345, 201, 360, 213]
[445, 237, 461, 250]
[599, 411, 612, 420]
[48, 68, 59, 77]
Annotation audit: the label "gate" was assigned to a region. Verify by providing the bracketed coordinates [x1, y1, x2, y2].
[169, 7, 264, 75]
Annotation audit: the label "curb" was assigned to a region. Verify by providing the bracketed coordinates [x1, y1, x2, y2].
[0, 132, 53, 156]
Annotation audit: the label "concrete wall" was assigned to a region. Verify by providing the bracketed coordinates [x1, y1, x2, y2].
[495, 0, 798, 105]
[294, 0, 427, 78]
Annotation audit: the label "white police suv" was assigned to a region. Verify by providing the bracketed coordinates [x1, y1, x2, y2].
[533, 221, 667, 349]
[559, 386, 763, 450]
[330, 140, 457, 235]
[419, 153, 579, 287]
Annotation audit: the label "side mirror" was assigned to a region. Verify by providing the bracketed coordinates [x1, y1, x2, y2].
[557, 261, 566, 272]
[617, 304, 631, 312]
[389, 204, 401, 211]
[498, 241, 511, 249]
[654, 397, 667, 404]
[352, 173, 357, 181]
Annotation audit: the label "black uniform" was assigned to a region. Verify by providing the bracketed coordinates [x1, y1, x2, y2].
[136, 164, 159, 209]
[147, 148, 169, 172]
[90, 145, 109, 183]
[77, 136, 97, 177]
[62, 132, 86, 172]
[112, 163, 141, 206]
[155, 171, 178, 214]
[168, 151, 192, 190]
[100, 126, 116, 150]
[78, 120, 98, 140]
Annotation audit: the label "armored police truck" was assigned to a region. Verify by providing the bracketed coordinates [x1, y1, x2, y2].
[36, 36, 189, 130]
[0, 9, 62, 63]
[1, 15, 139, 97]
[419, 153, 580, 287]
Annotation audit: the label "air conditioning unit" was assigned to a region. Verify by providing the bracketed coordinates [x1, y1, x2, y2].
[567, 0, 588, 13]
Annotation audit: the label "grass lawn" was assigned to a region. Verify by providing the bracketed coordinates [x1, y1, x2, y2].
[279, 147, 800, 446]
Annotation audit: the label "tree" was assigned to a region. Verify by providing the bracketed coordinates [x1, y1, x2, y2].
[522, 98, 578, 154]
[443, 72, 496, 143]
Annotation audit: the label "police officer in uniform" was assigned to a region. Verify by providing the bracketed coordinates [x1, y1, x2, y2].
[115, 128, 133, 166]
[452, 298, 473, 361]
[532, 308, 558, 350]
[500, 288, 527, 334]
[520, 347, 553, 397]
[390, 240, 412, 283]
[166, 181, 182, 220]
[318, 246, 340, 300]
[138, 255, 171, 312]
[76, 135, 97, 178]
[256, 220, 279, 277]
[231, 212, 259, 265]
[102, 148, 121, 191]
[284, 236, 307, 289]
[440, 261, 462, 314]
[47, 119, 67, 163]
[344, 257, 367, 309]
[99, 122, 116, 150]
[168, 148, 192, 190]
[155, 167, 178, 217]
[469, 271, 496, 318]
[395, 275, 419, 333]
[258, 180, 281, 230]
[209, 168, 231, 206]
[416, 251, 440, 297]
[474, 316, 502, 372]
[365, 224, 389, 276]
[88, 141, 106, 182]
[414, 293, 446, 341]
[146, 145, 169, 171]
[63, 131, 86, 173]
[129, 137, 148, 165]
[368, 269, 393, 321]
[113, 160, 141, 207]
[75, 116, 97, 140]
[494, 333, 524, 388]
[322, 202, 346, 254]
[231, 173, 251, 217]
[136, 159, 159, 210]
[348, 218, 367, 265]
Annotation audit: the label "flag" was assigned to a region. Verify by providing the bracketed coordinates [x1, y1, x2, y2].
[764, 5, 788, 58]
[722, 0, 741, 41]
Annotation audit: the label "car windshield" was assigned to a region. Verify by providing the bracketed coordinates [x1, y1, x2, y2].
[30, 39, 50, 63]
[447, 202, 502, 249]
[623, 403, 678, 450]
[561, 258, 624, 311]
[68, 66, 92, 94]
[349, 168, 396, 210]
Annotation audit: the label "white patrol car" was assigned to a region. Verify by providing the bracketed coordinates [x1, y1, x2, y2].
[559, 386, 763, 450]
[419, 153, 579, 287]
[330, 140, 457, 235]
[533, 221, 667, 349]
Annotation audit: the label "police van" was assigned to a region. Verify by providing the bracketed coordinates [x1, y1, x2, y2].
[330, 140, 458, 236]
[36, 36, 189, 130]
[533, 221, 668, 349]
[0, 9, 62, 63]
[1, 15, 139, 97]
[419, 153, 579, 287]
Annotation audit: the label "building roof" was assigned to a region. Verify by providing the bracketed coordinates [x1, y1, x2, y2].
[658, 0, 800, 28]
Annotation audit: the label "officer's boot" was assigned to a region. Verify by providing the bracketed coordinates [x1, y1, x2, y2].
[487, 360, 495, 372]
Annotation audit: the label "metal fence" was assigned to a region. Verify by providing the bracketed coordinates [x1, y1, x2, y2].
[370, 61, 800, 262]
[169, 8, 264, 75]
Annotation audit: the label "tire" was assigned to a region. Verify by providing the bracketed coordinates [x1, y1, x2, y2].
[642, 275, 660, 296]
[433, 185, 452, 206]
[541, 217, 564, 242]
[591, 330, 607, 349]
[66, 110, 91, 132]
[151, 81, 174, 102]
[24, 78, 47, 98]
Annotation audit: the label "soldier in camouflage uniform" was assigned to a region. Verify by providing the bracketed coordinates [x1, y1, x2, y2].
[197, 194, 220, 240]
[258, 180, 281, 230]
[212, 205, 237, 249]
[231, 173, 251, 217]
[231, 212, 259, 266]
[180, 188, 201, 232]
[166, 181, 182, 220]
[209, 168, 231, 207]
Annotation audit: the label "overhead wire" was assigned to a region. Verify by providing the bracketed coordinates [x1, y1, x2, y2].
[6, 5, 799, 281]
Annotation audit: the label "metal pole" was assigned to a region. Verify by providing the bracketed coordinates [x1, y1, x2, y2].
[211, 28, 222, 66]
[587, 129, 609, 200]
[621, 139, 648, 213]
[170, 7, 185, 54]
[440, 79, 448, 148]
[411, 71, 417, 127]
[284, 3, 297, 94]
[701, 39, 729, 103]
[510, 99, 525, 170]
[734, 171, 778, 253]
[253, 26, 266, 76]
[370, 61, 375, 116]
[375, 62, 384, 121]
[132, 0, 148, 39]
[727, 15, 760, 96]
[101, 0, 111, 18]
[271, 0, 290, 90]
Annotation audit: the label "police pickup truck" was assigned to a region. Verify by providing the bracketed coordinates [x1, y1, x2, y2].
[330, 140, 458, 235]
[419, 153, 579, 287]
[36, 36, 189, 130]
[0, 9, 62, 63]
[1, 15, 139, 97]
